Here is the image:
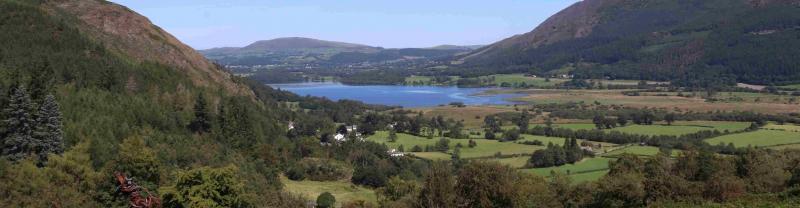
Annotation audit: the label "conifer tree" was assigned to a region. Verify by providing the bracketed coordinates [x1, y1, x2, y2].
[33, 94, 63, 161]
[189, 93, 211, 133]
[2, 86, 35, 161]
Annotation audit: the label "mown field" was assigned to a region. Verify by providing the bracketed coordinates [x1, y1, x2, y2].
[281, 176, 377, 206]
[763, 124, 800, 132]
[705, 129, 800, 147]
[366, 131, 545, 159]
[521, 157, 614, 183]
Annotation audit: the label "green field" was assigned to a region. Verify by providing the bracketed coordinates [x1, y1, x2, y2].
[602, 145, 682, 157]
[606, 121, 750, 136]
[763, 124, 800, 132]
[768, 143, 800, 150]
[550, 123, 597, 130]
[404, 76, 433, 85]
[522, 157, 613, 177]
[410, 152, 452, 160]
[781, 84, 800, 90]
[705, 130, 800, 147]
[521, 157, 614, 183]
[488, 156, 530, 168]
[281, 177, 377, 206]
[367, 131, 544, 159]
[482, 74, 568, 87]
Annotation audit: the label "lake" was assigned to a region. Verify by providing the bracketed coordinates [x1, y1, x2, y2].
[269, 82, 522, 108]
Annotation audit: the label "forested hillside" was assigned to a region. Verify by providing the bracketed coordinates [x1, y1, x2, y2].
[0, 0, 379, 207]
[459, 0, 800, 86]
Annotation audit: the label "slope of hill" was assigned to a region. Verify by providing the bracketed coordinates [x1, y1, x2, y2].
[0, 0, 331, 207]
[459, 0, 800, 86]
[46, 0, 250, 95]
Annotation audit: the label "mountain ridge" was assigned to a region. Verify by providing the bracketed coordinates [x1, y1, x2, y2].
[457, 0, 800, 85]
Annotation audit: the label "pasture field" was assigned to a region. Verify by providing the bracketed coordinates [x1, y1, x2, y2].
[481, 74, 568, 87]
[404, 75, 433, 84]
[410, 152, 452, 160]
[521, 157, 614, 177]
[602, 145, 681, 157]
[769, 143, 800, 150]
[416, 105, 516, 128]
[281, 176, 377, 206]
[366, 131, 544, 159]
[781, 84, 800, 90]
[705, 130, 800, 147]
[606, 122, 749, 136]
[763, 124, 800, 132]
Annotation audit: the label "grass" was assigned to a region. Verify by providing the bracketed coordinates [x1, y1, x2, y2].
[768, 143, 800, 150]
[366, 131, 544, 159]
[763, 124, 800, 132]
[416, 105, 516, 129]
[488, 156, 530, 168]
[521, 157, 614, 183]
[606, 121, 749, 136]
[404, 76, 432, 85]
[705, 130, 800, 148]
[481, 74, 568, 87]
[495, 89, 799, 114]
[780, 84, 800, 90]
[410, 152, 452, 160]
[281, 176, 377, 206]
[522, 157, 613, 176]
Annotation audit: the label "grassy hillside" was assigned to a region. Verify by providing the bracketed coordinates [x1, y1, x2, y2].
[459, 0, 800, 86]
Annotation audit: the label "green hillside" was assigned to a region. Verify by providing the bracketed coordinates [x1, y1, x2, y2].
[459, 0, 800, 86]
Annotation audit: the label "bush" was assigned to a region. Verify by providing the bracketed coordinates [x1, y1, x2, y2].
[316, 192, 336, 208]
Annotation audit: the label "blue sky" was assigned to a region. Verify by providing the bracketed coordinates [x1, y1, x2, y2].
[112, 0, 579, 50]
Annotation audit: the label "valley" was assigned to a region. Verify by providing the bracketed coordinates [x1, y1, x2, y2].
[2, 0, 800, 207]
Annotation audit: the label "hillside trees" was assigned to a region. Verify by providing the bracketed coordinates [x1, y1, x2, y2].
[161, 166, 248, 208]
[2, 86, 36, 161]
[527, 138, 585, 168]
[188, 93, 211, 134]
[2, 87, 64, 163]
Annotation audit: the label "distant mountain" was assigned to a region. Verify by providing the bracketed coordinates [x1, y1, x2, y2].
[201, 38, 475, 67]
[459, 0, 800, 85]
[427, 44, 485, 50]
[202, 37, 380, 56]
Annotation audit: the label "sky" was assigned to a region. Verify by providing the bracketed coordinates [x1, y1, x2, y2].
[112, 0, 579, 50]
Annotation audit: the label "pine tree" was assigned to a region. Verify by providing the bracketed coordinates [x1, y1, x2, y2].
[189, 93, 211, 133]
[2, 86, 35, 161]
[33, 94, 63, 161]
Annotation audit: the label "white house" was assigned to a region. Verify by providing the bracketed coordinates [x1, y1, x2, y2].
[387, 149, 405, 157]
[334, 133, 346, 142]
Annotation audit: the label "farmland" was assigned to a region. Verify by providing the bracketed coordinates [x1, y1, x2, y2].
[366, 131, 545, 159]
[281, 177, 377, 206]
[705, 130, 800, 147]
[478, 89, 800, 114]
